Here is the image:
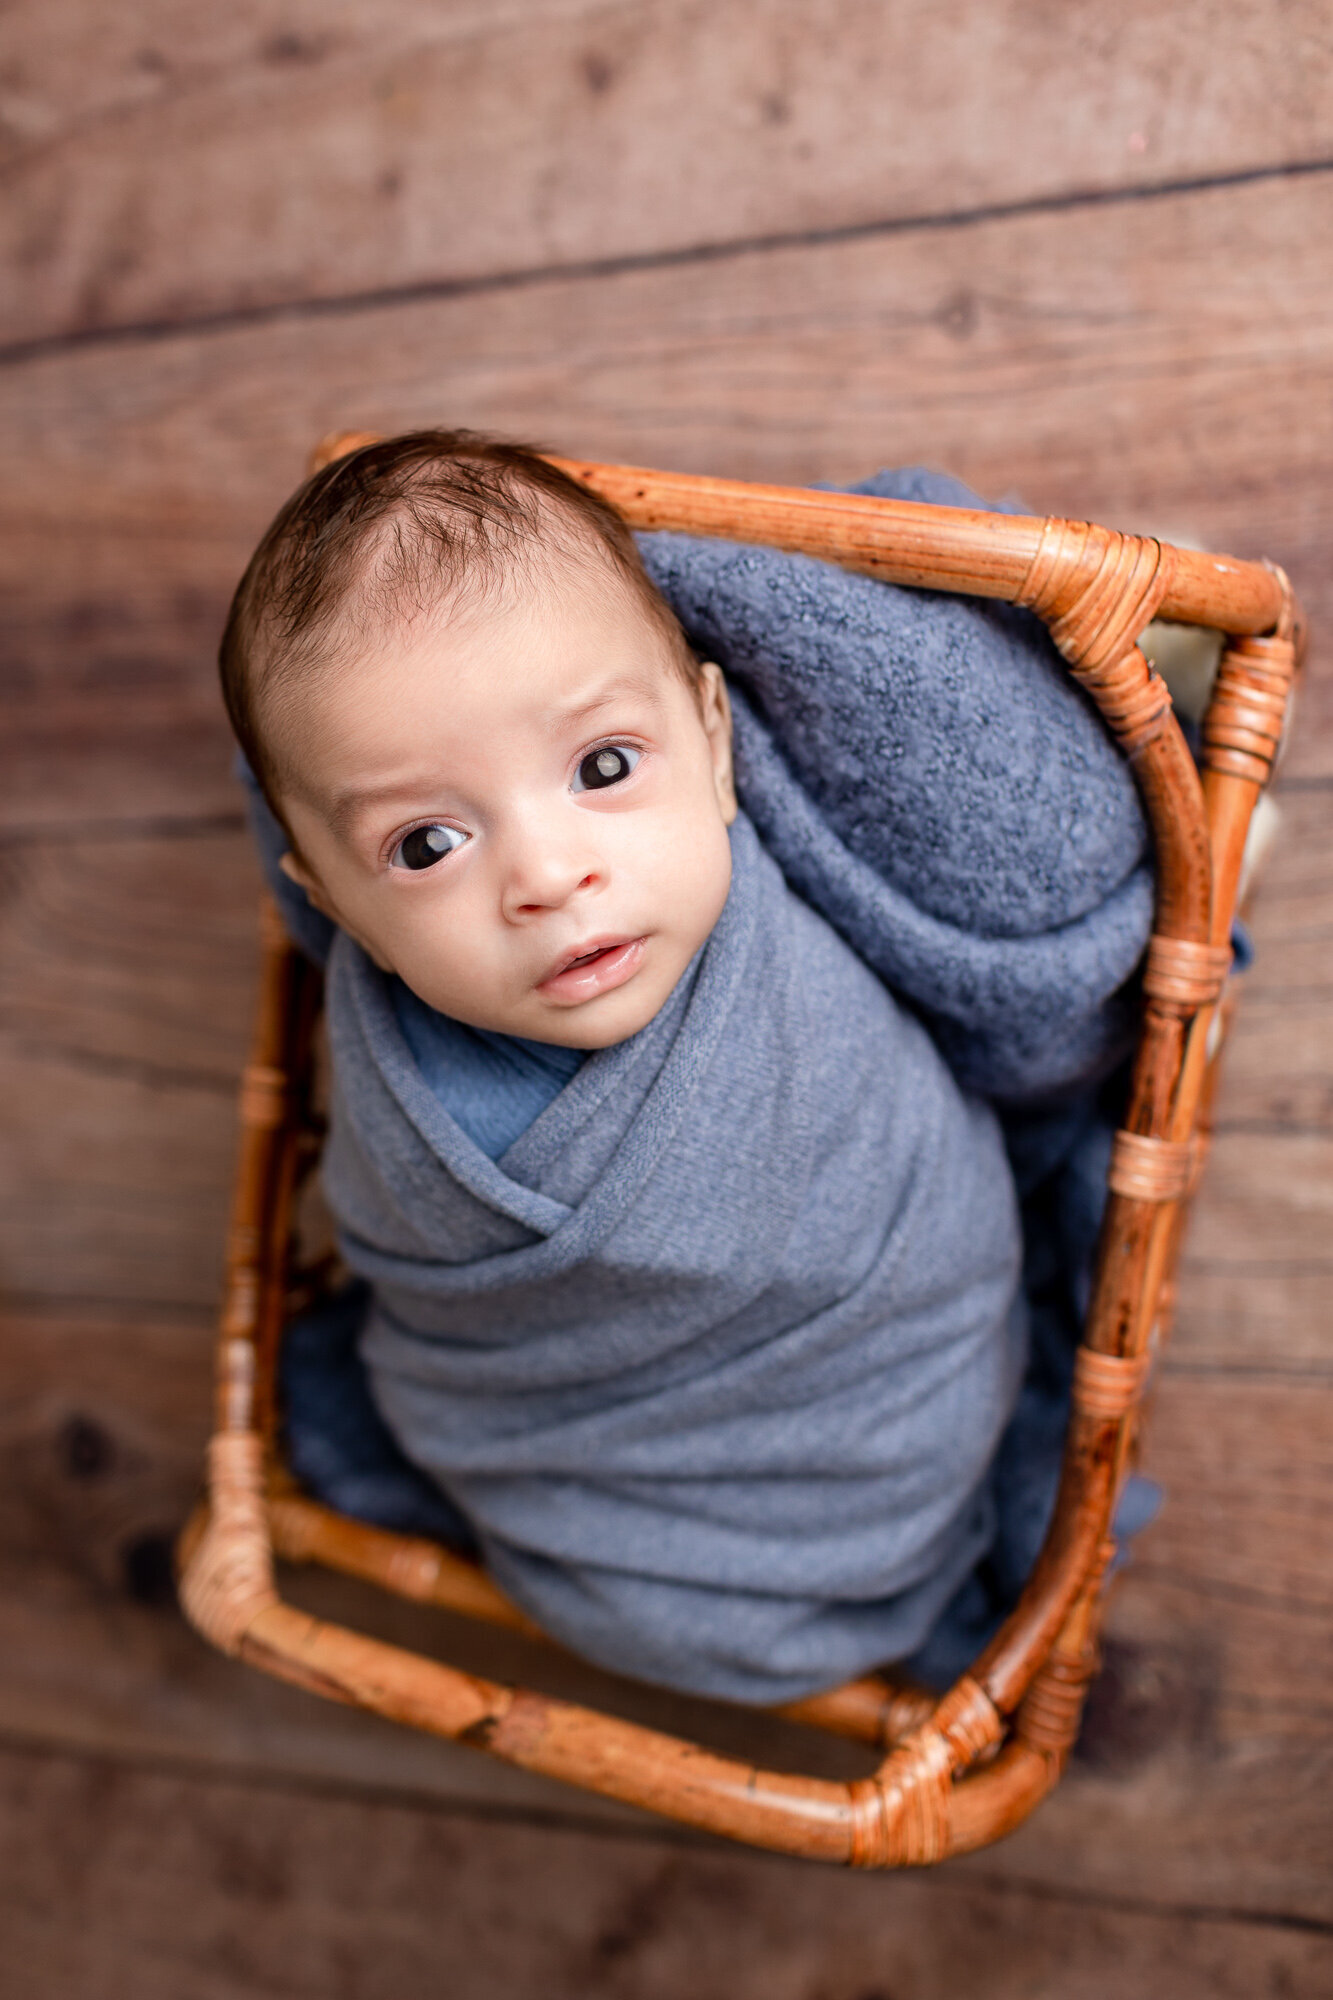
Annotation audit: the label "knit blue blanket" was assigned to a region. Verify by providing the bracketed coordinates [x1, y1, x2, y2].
[638, 466, 1153, 1101]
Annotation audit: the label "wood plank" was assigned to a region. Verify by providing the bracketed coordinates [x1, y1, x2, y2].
[1228, 784, 1333, 1008]
[2, 1298, 1329, 1918]
[1182, 1131, 1333, 1276]
[6, 1, 1333, 349]
[1212, 1000, 1333, 1135]
[0, 1043, 234, 1309]
[1135, 1374, 1333, 1611]
[2, 1744, 1328, 2000]
[3, 171, 1330, 846]
[0, 827, 255, 1311]
[1172, 1268, 1333, 1374]
[1104, 1570, 1333, 1747]
[5, 8, 1331, 1964]
[0, 825, 259, 1078]
[0, 525, 249, 827]
[0, 1307, 657, 1830]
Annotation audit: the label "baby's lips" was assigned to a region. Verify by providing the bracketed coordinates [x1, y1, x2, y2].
[536, 936, 646, 1004]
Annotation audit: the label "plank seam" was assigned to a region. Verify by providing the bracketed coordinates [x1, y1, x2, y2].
[1210, 1119, 1333, 1138]
[1130, 1563, 1333, 1622]
[2, 1040, 239, 1098]
[3, 155, 1332, 369]
[0, 1726, 1328, 1932]
[0, 812, 246, 850]
[1159, 1360, 1333, 1382]
[0, 1289, 221, 1323]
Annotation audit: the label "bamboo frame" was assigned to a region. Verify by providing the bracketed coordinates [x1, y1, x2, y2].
[178, 445, 1300, 1866]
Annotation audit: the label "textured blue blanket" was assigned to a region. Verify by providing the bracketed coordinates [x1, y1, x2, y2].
[637, 465, 1153, 1102]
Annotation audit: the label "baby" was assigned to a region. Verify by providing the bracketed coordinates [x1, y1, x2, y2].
[223, 431, 1025, 1704]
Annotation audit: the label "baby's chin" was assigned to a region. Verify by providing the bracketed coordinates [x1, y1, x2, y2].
[420, 967, 676, 1050]
[519, 982, 673, 1050]
[372, 981, 643, 1051]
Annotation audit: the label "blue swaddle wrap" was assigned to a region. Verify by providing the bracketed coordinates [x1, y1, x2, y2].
[394, 989, 585, 1159]
[324, 816, 1026, 1701]
[255, 464, 1162, 1701]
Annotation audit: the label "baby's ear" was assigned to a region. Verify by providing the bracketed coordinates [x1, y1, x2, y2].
[279, 850, 338, 921]
[277, 850, 393, 972]
[698, 662, 738, 826]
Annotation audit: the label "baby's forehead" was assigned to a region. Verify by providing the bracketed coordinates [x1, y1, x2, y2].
[266, 558, 679, 801]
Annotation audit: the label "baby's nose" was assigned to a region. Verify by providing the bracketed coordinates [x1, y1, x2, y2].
[501, 837, 603, 918]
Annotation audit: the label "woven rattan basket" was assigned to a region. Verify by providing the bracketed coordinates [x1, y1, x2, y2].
[177, 444, 1301, 1868]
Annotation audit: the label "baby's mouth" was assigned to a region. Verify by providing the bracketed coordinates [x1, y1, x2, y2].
[537, 936, 646, 1004]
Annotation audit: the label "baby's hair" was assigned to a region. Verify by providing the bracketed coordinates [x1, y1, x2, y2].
[219, 428, 701, 821]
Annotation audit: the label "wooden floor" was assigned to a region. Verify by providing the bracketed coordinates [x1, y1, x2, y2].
[3, 4, 1331, 1992]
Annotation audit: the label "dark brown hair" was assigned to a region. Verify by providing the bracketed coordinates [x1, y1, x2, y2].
[219, 428, 699, 818]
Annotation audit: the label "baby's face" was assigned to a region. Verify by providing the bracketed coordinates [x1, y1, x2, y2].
[276, 569, 737, 1047]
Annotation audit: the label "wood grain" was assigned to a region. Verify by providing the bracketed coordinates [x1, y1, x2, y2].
[1136, 1374, 1333, 1613]
[1, 1302, 1328, 1905]
[0, 826, 258, 1078]
[5, 1, 1333, 349]
[2, 1742, 1329, 2000]
[1172, 1267, 1333, 1374]
[3, 172, 1330, 852]
[0, 1044, 234, 1309]
[0, 828, 254, 1309]
[4, 5, 1332, 1938]
[0, 1303, 675, 1828]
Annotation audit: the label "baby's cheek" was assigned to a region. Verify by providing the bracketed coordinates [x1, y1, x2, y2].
[353, 901, 439, 990]
[666, 823, 733, 947]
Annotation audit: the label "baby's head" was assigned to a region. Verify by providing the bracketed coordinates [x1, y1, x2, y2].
[221, 431, 737, 1047]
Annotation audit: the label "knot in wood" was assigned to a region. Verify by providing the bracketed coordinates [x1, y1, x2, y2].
[1142, 934, 1233, 1010]
[1073, 1345, 1151, 1422]
[848, 1728, 953, 1867]
[1108, 1129, 1198, 1203]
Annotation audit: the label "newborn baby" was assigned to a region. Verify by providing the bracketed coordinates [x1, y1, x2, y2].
[222, 430, 1025, 1703]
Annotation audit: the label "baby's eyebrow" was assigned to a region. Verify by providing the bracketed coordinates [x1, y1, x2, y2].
[546, 671, 661, 729]
[324, 780, 438, 841]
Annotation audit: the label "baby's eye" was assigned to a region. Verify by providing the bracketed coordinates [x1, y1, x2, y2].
[391, 823, 470, 871]
[572, 744, 641, 793]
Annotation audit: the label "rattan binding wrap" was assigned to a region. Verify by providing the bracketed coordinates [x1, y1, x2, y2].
[178, 442, 1300, 1867]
